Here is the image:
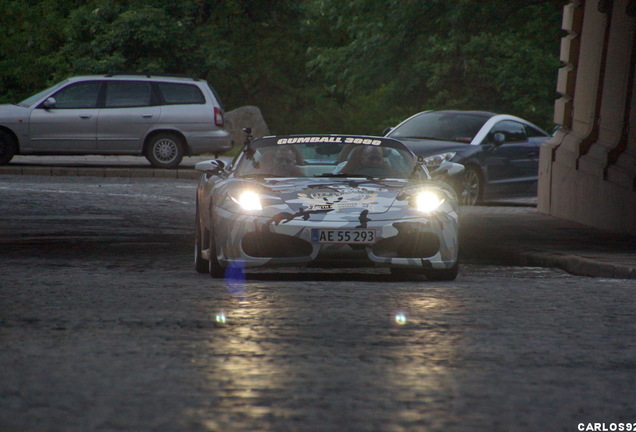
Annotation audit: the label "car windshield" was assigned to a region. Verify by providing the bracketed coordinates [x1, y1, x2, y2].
[234, 137, 417, 179]
[388, 112, 490, 143]
[16, 80, 69, 107]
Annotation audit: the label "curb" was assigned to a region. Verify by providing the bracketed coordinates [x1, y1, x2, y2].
[519, 251, 636, 279]
[459, 242, 636, 280]
[0, 165, 201, 180]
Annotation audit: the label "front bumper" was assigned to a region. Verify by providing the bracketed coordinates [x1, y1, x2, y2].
[212, 207, 459, 270]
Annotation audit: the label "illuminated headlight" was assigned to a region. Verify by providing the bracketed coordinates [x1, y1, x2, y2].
[414, 191, 445, 213]
[230, 190, 262, 211]
[422, 152, 456, 168]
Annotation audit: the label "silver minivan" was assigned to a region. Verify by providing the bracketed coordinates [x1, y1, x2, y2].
[0, 74, 231, 168]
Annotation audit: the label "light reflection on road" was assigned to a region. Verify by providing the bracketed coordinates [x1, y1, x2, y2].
[196, 275, 461, 430]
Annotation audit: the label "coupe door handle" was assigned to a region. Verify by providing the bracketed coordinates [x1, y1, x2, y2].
[79, 115, 92, 119]
[142, 114, 154, 118]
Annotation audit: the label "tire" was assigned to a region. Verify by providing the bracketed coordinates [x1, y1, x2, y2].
[389, 267, 420, 280]
[390, 261, 459, 281]
[461, 165, 483, 205]
[0, 130, 17, 165]
[194, 207, 209, 273]
[422, 261, 459, 281]
[145, 133, 184, 168]
[207, 217, 225, 279]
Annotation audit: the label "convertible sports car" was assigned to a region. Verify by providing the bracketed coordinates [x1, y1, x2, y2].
[194, 134, 463, 280]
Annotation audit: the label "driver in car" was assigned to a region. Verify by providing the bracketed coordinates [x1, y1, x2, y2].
[271, 146, 303, 177]
[359, 146, 386, 169]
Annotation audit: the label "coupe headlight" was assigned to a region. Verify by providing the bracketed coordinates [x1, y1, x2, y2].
[422, 152, 456, 168]
[414, 191, 445, 213]
[230, 190, 262, 211]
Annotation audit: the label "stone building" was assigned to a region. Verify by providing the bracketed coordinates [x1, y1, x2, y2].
[538, 0, 636, 234]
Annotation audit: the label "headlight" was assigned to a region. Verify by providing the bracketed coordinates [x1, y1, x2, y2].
[230, 190, 262, 211]
[422, 152, 456, 168]
[414, 190, 445, 213]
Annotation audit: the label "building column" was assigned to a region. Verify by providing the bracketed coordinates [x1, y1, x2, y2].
[538, 0, 636, 234]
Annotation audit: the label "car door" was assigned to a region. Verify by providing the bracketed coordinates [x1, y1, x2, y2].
[480, 120, 540, 195]
[28, 81, 101, 152]
[97, 81, 160, 152]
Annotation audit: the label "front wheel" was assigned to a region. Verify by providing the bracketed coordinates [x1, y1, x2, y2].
[194, 207, 209, 273]
[422, 262, 459, 281]
[0, 130, 17, 165]
[391, 262, 459, 281]
[207, 222, 225, 279]
[145, 133, 184, 168]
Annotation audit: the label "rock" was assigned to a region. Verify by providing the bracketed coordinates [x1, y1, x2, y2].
[224, 106, 270, 147]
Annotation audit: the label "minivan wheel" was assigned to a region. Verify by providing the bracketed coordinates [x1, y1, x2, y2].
[0, 130, 17, 165]
[145, 133, 184, 168]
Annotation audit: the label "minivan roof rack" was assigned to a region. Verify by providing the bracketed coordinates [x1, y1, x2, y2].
[103, 73, 200, 81]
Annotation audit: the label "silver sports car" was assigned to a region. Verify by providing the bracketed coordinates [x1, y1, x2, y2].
[194, 134, 463, 280]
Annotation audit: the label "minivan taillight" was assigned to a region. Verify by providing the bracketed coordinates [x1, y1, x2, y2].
[214, 107, 224, 127]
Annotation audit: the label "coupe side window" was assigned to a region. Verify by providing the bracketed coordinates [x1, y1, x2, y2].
[488, 121, 528, 143]
[50, 82, 101, 109]
[525, 125, 549, 137]
[105, 81, 153, 108]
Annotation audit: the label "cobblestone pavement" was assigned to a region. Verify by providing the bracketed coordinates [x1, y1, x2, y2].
[2, 176, 636, 431]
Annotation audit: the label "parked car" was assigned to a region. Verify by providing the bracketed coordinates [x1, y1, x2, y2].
[0, 74, 231, 168]
[194, 134, 464, 280]
[384, 110, 551, 205]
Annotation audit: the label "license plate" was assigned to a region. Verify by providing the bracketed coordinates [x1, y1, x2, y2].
[311, 228, 376, 244]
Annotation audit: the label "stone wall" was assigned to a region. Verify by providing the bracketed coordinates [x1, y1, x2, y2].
[538, 0, 636, 234]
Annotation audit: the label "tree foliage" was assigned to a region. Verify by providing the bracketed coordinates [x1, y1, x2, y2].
[0, 0, 564, 133]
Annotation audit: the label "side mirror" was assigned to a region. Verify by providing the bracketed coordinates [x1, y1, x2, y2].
[195, 159, 226, 175]
[42, 97, 56, 109]
[431, 161, 465, 179]
[492, 132, 506, 146]
[382, 126, 394, 136]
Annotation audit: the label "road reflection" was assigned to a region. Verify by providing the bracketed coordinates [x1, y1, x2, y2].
[196, 272, 462, 430]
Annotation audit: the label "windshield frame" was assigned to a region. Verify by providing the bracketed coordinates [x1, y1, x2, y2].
[233, 136, 419, 180]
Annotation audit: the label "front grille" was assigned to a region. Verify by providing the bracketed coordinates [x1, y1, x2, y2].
[242, 232, 313, 258]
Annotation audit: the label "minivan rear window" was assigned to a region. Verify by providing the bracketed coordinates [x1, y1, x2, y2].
[157, 83, 205, 105]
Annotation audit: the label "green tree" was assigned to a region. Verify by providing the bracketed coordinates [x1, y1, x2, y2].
[60, 1, 202, 76]
[0, 0, 565, 135]
[0, 0, 79, 103]
[305, 0, 564, 132]
[197, 0, 314, 133]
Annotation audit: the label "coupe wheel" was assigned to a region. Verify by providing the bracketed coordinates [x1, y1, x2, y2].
[461, 165, 483, 205]
[145, 133, 184, 168]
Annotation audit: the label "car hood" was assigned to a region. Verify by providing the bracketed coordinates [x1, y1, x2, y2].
[220, 177, 416, 220]
[390, 137, 470, 157]
[0, 104, 30, 122]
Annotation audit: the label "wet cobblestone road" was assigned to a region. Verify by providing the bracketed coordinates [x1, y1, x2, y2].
[2, 176, 636, 431]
